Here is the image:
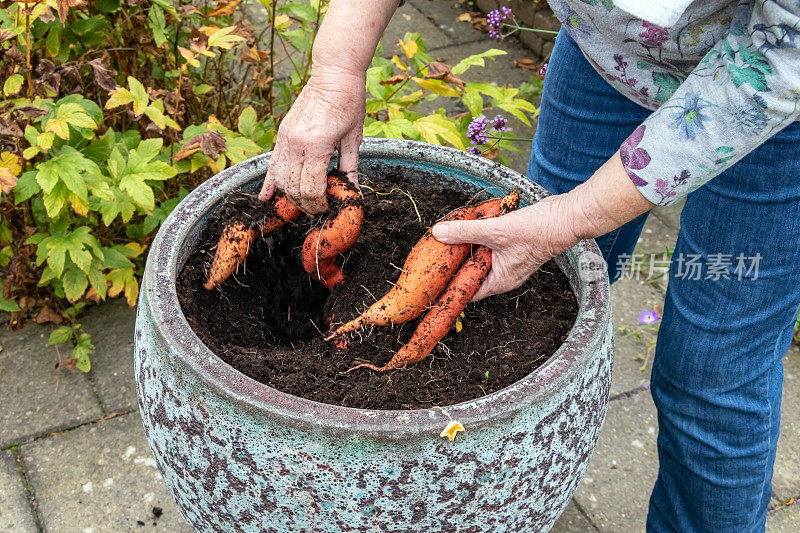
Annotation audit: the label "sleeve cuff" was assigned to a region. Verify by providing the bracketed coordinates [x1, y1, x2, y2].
[620, 123, 696, 207]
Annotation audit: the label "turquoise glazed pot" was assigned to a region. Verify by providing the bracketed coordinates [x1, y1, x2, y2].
[135, 138, 613, 532]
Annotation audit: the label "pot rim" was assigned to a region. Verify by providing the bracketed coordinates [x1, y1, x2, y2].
[143, 138, 611, 436]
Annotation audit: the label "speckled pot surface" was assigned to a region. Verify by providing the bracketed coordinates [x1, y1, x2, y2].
[134, 138, 613, 533]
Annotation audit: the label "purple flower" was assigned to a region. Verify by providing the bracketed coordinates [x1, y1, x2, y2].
[467, 115, 489, 145]
[487, 6, 512, 40]
[639, 21, 670, 48]
[620, 125, 651, 186]
[469, 144, 482, 155]
[538, 62, 548, 79]
[491, 114, 508, 132]
[669, 93, 713, 141]
[638, 310, 661, 324]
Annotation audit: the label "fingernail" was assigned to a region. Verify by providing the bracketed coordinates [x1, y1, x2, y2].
[432, 223, 449, 240]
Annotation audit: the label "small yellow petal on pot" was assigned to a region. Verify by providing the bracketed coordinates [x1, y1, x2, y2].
[440, 421, 465, 441]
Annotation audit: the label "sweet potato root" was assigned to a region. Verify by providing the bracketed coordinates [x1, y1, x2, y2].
[326, 190, 519, 339]
[204, 192, 303, 290]
[347, 245, 493, 372]
[347, 192, 518, 371]
[203, 222, 257, 290]
[302, 174, 364, 289]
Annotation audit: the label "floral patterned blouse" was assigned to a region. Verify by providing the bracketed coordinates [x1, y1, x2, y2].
[550, 0, 800, 205]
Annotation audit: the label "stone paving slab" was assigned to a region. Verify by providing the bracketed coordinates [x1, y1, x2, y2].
[0, 324, 103, 447]
[574, 390, 659, 531]
[0, 450, 37, 532]
[773, 345, 800, 500]
[20, 412, 191, 533]
[637, 213, 679, 260]
[769, 504, 800, 532]
[409, 0, 492, 45]
[551, 500, 597, 532]
[82, 300, 138, 414]
[609, 278, 664, 396]
[650, 200, 684, 232]
[381, 1, 455, 54]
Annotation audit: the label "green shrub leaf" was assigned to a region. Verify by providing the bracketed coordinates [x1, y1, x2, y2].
[3, 74, 24, 97]
[49, 326, 73, 345]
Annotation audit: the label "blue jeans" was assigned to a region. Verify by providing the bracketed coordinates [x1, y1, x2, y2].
[528, 30, 800, 532]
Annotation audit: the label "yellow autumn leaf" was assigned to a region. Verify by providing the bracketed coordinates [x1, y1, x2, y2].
[0, 151, 21, 194]
[123, 242, 147, 258]
[69, 193, 89, 216]
[3, 74, 24, 97]
[104, 86, 135, 110]
[274, 14, 291, 29]
[414, 114, 465, 150]
[0, 151, 21, 176]
[208, 0, 242, 18]
[391, 55, 408, 71]
[440, 421, 465, 441]
[177, 46, 202, 68]
[37, 131, 55, 150]
[204, 26, 246, 50]
[412, 77, 462, 97]
[399, 38, 418, 59]
[44, 118, 70, 140]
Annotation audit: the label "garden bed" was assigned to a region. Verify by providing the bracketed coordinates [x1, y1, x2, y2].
[177, 166, 577, 410]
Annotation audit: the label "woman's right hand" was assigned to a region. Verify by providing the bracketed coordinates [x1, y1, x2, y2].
[259, 67, 366, 215]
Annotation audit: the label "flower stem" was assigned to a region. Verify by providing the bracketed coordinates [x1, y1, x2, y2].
[485, 135, 534, 142]
[503, 24, 559, 35]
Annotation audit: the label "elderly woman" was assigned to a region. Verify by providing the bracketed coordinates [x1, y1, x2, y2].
[260, 0, 800, 530]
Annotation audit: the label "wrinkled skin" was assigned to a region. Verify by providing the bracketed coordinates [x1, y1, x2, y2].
[433, 153, 653, 300]
[259, 70, 366, 214]
[433, 195, 579, 301]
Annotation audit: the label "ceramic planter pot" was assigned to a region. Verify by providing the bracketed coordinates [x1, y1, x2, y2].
[134, 138, 612, 532]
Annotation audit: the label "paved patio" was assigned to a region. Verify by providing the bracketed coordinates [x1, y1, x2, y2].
[1, 1, 798, 531]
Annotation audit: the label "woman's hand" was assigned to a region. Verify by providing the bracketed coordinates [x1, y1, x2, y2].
[259, 67, 366, 214]
[431, 195, 581, 300]
[431, 152, 655, 300]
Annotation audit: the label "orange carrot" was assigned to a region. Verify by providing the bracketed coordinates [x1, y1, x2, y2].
[326, 190, 519, 339]
[347, 245, 493, 372]
[302, 174, 364, 289]
[204, 192, 303, 290]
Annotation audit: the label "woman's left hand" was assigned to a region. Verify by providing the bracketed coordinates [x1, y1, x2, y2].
[431, 195, 581, 300]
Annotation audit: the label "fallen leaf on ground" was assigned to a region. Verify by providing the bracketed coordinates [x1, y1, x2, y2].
[514, 57, 542, 71]
[55, 358, 77, 370]
[35, 306, 63, 324]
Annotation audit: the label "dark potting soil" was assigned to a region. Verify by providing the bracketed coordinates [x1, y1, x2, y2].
[177, 168, 578, 410]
